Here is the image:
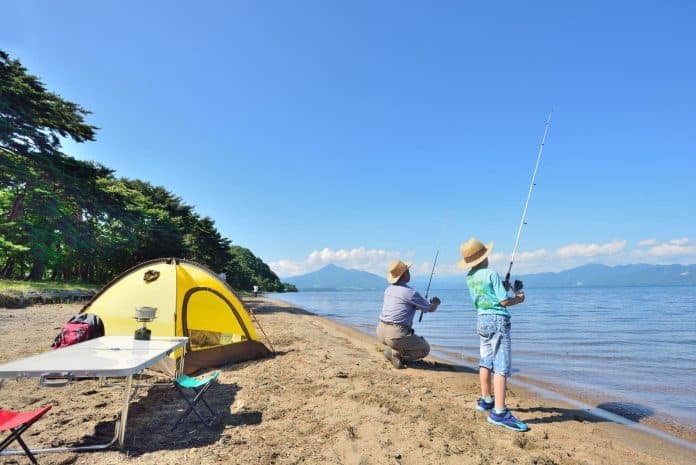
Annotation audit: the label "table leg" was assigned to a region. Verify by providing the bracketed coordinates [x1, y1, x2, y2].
[0, 376, 134, 456]
[117, 374, 133, 447]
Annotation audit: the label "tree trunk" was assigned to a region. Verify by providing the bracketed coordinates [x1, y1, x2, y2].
[28, 260, 45, 281]
[7, 193, 24, 220]
[80, 264, 89, 282]
[0, 258, 15, 278]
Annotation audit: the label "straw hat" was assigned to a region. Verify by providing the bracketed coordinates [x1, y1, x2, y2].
[457, 238, 494, 269]
[387, 260, 411, 284]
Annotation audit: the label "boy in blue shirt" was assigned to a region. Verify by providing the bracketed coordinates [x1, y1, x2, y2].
[458, 237, 529, 432]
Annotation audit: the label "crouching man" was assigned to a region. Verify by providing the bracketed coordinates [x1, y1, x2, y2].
[376, 260, 440, 369]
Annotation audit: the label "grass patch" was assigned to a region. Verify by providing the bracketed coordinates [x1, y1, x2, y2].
[0, 279, 100, 293]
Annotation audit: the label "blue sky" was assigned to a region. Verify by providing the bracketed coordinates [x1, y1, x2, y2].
[4, 1, 695, 278]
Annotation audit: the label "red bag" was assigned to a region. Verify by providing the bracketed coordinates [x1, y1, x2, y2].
[51, 321, 92, 349]
[51, 313, 105, 349]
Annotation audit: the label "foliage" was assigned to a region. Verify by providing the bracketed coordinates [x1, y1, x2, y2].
[0, 50, 289, 292]
[0, 278, 99, 292]
[226, 246, 297, 292]
[0, 50, 96, 156]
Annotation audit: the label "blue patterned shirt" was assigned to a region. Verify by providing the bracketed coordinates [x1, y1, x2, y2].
[466, 267, 511, 317]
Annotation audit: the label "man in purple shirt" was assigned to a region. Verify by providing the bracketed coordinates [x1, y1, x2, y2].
[376, 260, 441, 369]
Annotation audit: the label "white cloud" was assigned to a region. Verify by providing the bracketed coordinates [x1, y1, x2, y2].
[415, 261, 435, 275]
[431, 262, 461, 276]
[271, 237, 695, 279]
[557, 240, 627, 258]
[267, 259, 307, 278]
[518, 249, 549, 261]
[271, 247, 401, 277]
[485, 249, 550, 275]
[642, 238, 696, 257]
[307, 247, 400, 272]
[488, 249, 547, 264]
[307, 247, 397, 267]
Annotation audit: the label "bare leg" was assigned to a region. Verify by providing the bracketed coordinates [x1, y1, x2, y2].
[480, 366, 492, 398]
[493, 373, 507, 410]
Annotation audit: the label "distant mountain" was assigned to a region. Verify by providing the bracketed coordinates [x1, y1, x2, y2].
[285, 264, 385, 290]
[425, 263, 696, 289]
[286, 263, 695, 292]
[518, 263, 696, 288]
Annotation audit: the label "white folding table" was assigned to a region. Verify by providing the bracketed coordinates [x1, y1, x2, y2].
[0, 335, 187, 454]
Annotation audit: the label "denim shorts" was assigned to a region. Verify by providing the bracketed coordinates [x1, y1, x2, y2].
[477, 313, 512, 377]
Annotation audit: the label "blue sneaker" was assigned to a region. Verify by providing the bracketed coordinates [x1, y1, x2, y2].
[487, 409, 529, 432]
[476, 397, 495, 411]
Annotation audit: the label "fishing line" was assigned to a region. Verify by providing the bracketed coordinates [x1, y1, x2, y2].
[418, 221, 447, 323]
[504, 112, 552, 289]
[418, 249, 439, 323]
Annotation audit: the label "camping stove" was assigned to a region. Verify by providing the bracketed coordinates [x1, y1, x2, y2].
[134, 307, 158, 340]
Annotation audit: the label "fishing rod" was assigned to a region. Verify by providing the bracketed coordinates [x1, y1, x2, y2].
[418, 249, 439, 322]
[504, 112, 552, 292]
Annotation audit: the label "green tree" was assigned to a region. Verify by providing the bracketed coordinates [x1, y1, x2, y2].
[225, 245, 288, 292]
[0, 50, 96, 156]
[1, 50, 291, 291]
[187, 216, 232, 273]
[1, 50, 98, 279]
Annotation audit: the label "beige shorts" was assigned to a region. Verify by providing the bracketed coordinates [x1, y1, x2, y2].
[376, 321, 430, 362]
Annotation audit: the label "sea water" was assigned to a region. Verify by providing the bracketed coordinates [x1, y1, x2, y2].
[267, 285, 696, 436]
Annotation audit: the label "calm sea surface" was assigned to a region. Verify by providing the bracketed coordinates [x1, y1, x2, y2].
[267, 286, 696, 434]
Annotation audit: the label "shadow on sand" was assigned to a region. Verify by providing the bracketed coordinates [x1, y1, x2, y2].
[407, 359, 479, 375]
[516, 406, 607, 425]
[76, 379, 262, 455]
[516, 402, 655, 426]
[595, 402, 656, 423]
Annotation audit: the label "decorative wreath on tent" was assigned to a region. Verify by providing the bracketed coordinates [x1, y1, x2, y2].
[143, 270, 160, 283]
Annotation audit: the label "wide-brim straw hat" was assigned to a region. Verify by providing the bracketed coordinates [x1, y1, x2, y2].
[457, 238, 494, 269]
[387, 260, 412, 284]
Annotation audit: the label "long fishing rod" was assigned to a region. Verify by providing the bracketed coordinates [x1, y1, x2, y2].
[418, 249, 439, 322]
[504, 112, 552, 291]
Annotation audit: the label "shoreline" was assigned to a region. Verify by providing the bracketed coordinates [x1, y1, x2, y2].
[268, 293, 696, 446]
[429, 347, 696, 447]
[0, 298, 694, 465]
[255, 296, 695, 463]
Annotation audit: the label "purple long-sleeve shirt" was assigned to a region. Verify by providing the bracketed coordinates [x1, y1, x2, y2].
[378, 284, 432, 327]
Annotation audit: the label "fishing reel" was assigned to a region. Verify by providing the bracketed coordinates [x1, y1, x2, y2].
[504, 278, 524, 293]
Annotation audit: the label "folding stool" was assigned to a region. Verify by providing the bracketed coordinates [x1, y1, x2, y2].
[0, 405, 52, 465]
[171, 370, 221, 431]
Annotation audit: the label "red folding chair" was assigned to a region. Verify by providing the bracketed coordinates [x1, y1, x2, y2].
[0, 406, 52, 465]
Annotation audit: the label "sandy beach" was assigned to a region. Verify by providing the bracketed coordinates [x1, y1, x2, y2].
[0, 297, 694, 465]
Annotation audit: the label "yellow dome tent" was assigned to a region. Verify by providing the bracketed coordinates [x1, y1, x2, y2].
[80, 258, 271, 375]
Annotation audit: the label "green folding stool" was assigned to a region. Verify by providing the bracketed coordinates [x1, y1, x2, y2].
[171, 370, 221, 431]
